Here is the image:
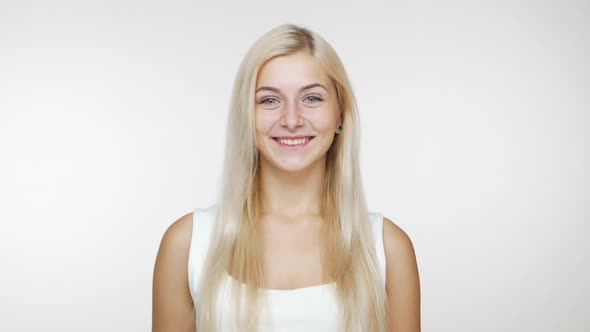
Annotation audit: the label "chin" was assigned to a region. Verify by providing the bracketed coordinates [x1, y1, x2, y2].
[258, 154, 308, 172]
[279, 164, 310, 173]
[258, 144, 324, 172]
[274, 156, 323, 173]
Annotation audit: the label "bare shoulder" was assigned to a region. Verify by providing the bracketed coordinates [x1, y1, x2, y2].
[154, 212, 194, 268]
[161, 212, 194, 248]
[152, 211, 195, 332]
[153, 211, 194, 282]
[382, 217, 416, 264]
[382, 216, 421, 331]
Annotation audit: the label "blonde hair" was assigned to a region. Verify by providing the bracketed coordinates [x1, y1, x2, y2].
[195, 23, 388, 332]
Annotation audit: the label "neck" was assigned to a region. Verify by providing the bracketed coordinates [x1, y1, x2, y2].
[258, 157, 326, 218]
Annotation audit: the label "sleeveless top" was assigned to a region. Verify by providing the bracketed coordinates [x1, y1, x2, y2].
[188, 205, 387, 331]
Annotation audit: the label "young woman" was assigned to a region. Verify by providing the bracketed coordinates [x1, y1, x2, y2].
[152, 24, 420, 332]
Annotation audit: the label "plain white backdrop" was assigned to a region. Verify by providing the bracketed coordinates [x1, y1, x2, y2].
[0, 0, 588, 331]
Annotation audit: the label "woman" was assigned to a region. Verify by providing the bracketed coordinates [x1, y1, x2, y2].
[152, 24, 420, 332]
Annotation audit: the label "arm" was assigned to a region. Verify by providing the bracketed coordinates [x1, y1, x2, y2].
[383, 217, 421, 332]
[152, 212, 196, 332]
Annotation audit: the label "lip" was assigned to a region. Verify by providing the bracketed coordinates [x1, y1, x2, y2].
[272, 136, 314, 150]
[272, 135, 315, 139]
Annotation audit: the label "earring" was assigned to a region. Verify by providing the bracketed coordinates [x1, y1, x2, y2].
[337, 124, 343, 132]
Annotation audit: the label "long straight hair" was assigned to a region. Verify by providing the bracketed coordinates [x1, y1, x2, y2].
[194, 23, 388, 332]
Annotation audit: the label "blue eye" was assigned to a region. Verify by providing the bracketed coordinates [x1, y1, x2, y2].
[261, 97, 279, 105]
[305, 95, 323, 103]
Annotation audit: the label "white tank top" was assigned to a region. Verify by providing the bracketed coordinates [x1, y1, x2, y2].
[188, 205, 387, 331]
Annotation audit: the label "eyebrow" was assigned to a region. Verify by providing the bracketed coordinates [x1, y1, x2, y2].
[255, 83, 328, 94]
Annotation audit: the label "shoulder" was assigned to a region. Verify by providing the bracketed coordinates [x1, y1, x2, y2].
[154, 211, 194, 275]
[153, 211, 195, 286]
[159, 212, 194, 254]
[152, 211, 196, 331]
[382, 216, 419, 283]
[382, 216, 416, 266]
[165, 211, 194, 242]
[382, 216, 421, 330]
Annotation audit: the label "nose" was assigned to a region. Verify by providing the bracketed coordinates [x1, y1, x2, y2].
[279, 100, 305, 130]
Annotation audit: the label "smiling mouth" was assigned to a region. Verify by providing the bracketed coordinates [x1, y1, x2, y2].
[272, 136, 315, 149]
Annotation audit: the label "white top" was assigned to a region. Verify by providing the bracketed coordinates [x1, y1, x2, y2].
[188, 205, 387, 331]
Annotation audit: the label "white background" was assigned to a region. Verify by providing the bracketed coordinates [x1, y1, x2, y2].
[1, 0, 588, 331]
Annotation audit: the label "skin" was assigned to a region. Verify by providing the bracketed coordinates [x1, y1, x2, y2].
[152, 51, 420, 331]
[254, 51, 341, 218]
[252, 51, 342, 288]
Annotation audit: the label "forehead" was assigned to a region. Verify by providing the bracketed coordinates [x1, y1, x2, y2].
[256, 52, 331, 89]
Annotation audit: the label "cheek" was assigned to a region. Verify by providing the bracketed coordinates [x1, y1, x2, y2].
[255, 111, 276, 134]
[306, 112, 336, 132]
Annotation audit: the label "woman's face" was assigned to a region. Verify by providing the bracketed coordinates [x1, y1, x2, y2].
[254, 51, 341, 173]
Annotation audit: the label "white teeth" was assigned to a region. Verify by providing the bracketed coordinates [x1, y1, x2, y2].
[277, 137, 310, 145]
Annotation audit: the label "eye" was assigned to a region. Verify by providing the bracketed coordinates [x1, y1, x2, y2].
[304, 95, 323, 103]
[260, 97, 280, 105]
